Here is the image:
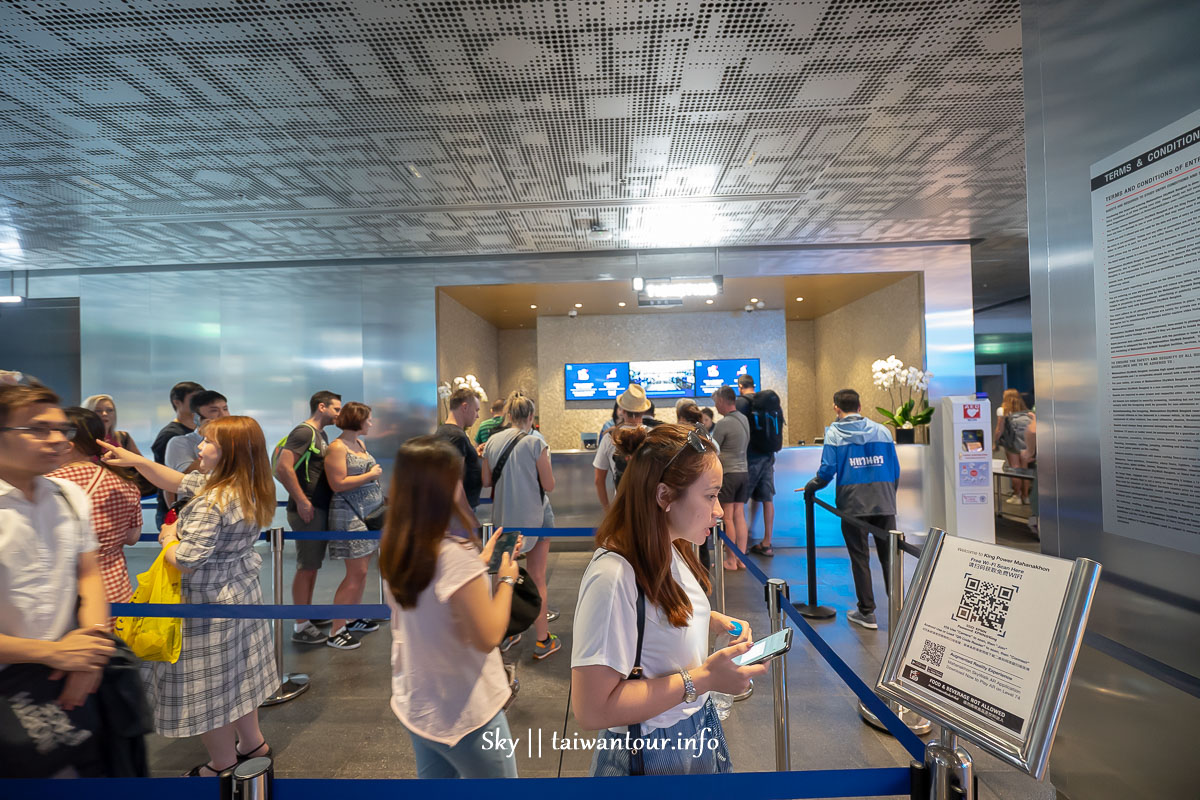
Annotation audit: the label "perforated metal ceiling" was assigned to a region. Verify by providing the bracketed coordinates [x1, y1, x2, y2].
[0, 0, 1025, 271]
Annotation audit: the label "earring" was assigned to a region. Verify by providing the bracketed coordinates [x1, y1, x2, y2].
[665, 505, 672, 512]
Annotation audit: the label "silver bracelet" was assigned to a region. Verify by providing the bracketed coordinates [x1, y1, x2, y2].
[497, 575, 517, 587]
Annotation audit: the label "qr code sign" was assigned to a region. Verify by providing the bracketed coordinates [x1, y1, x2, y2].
[920, 639, 945, 667]
[956, 575, 1016, 634]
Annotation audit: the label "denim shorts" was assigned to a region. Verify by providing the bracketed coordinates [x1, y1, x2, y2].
[590, 697, 731, 776]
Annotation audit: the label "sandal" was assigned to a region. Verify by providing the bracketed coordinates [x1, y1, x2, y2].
[182, 761, 235, 777]
[236, 740, 271, 762]
[749, 543, 774, 557]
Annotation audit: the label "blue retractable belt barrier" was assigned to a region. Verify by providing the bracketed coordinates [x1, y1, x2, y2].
[110, 603, 390, 619]
[138, 527, 596, 543]
[719, 530, 927, 762]
[9, 766, 912, 799]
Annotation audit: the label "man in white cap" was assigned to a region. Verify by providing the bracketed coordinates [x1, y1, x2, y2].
[592, 383, 651, 509]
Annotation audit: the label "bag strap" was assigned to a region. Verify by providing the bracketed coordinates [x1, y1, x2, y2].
[489, 431, 528, 489]
[628, 583, 647, 775]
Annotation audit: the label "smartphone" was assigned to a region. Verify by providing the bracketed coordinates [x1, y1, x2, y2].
[732, 628, 793, 667]
[487, 530, 520, 574]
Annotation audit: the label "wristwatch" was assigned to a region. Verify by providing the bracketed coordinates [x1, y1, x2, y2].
[498, 575, 517, 587]
[680, 668, 697, 703]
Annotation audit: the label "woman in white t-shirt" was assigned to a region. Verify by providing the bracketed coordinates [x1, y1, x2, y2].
[379, 435, 523, 778]
[571, 424, 769, 776]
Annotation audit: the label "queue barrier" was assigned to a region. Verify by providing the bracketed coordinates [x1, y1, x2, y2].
[136, 527, 597, 543]
[7, 766, 914, 799]
[98, 523, 977, 797]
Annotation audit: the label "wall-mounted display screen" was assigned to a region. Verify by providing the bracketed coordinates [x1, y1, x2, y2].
[629, 360, 696, 398]
[694, 358, 760, 398]
[564, 362, 630, 401]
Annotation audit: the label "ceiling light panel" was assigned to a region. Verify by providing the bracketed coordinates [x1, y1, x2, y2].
[0, 1, 1024, 271]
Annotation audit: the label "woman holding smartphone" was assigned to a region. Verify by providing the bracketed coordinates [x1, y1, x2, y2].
[571, 423, 769, 776]
[380, 435, 523, 778]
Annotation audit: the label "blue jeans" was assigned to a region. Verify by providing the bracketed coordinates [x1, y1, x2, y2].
[406, 710, 518, 778]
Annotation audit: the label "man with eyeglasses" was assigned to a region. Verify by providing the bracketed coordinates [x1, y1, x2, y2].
[0, 384, 116, 776]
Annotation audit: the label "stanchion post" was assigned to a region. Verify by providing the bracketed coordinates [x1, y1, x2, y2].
[859, 530, 931, 735]
[261, 527, 310, 706]
[794, 489, 836, 619]
[227, 756, 273, 800]
[714, 521, 726, 616]
[919, 726, 975, 800]
[766, 578, 791, 772]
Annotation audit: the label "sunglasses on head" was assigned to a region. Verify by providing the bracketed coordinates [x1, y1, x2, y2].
[660, 426, 710, 477]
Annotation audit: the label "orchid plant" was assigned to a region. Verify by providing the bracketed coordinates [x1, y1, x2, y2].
[871, 356, 934, 429]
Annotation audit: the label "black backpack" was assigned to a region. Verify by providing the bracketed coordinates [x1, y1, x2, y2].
[746, 389, 784, 454]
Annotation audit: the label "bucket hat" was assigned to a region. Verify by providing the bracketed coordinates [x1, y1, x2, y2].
[617, 383, 652, 413]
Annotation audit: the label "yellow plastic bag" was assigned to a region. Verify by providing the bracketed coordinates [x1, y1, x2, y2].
[115, 548, 183, 663]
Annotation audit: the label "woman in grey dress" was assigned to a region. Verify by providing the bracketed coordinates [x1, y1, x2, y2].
[99, 416, 278, 776]
[482, 392, 558, 659]
[325, 402, 385, 649]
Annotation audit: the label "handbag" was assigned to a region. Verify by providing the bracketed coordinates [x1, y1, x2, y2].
[504, 565, 542, 638]
[115, 548, 183, 663]
[0, 634, 150, 778]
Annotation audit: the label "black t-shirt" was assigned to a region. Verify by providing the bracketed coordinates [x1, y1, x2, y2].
[152, 420, 192, 517]
[283, 423, 332, 510]
[436, 423, 482, 508]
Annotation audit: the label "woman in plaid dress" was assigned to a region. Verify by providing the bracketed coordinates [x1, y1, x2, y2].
[48, 407, 143, 604]
[100, 416, 278, 776]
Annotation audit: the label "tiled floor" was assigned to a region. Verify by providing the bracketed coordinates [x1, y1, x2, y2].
[133, 517, 1052, 799]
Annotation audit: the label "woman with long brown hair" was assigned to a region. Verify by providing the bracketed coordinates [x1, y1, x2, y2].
[380, 435, 522, 778]
[570, 423, 768, 776]
[99, 417, 278, 776]
[49, 407, 143, 606]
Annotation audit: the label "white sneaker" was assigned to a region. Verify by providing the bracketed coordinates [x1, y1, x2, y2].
[1005, 495, 1023, 505]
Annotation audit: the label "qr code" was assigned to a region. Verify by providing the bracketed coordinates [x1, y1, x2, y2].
[920, 639, 945, 667]
[956, 575, 1016, 633]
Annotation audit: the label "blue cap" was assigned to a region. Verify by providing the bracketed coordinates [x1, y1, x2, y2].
[728, 620, 743, 636]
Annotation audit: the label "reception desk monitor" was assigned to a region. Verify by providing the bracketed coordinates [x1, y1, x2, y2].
[629, 359, 696, 398]
[694, 358, 760, 398]
[564, 362, 630, 401]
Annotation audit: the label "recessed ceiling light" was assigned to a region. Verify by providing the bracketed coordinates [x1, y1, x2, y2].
[530, 304, 537, 309]
[705, 299, 714, 305]
[406, 163, 423, 179]
[618, 302, 626, 307]
[749, 297, 759, 303]
[795, 296, 804, 302]
[574, 303, 583, 308]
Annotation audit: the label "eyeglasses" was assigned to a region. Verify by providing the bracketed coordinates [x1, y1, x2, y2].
[661, 426, 709, 477]
[0, 425, 77, 440]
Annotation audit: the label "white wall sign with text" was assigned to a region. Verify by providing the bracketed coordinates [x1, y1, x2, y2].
[1090, 108, 1200, 555]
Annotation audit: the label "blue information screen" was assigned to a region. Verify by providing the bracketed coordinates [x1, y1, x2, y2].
[564, 362, 630, 401]
[629, 360, 696, 398]
[694, 358, 760, 398]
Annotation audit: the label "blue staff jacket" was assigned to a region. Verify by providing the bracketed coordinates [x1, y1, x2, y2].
[807, 414, 899, 516]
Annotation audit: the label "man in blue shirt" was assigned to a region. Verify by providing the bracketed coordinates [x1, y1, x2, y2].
[806, 389, 900, 630]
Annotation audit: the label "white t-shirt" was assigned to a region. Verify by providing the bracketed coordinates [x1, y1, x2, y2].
[572, 547, 711, 732]
[0, 477, 98, 647]
[387, 537, 510, 746]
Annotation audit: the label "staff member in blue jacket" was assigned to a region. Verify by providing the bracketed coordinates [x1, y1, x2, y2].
[805, 389, 900, 630]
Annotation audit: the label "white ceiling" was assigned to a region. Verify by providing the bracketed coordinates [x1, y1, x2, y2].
[0, 0, 1027, 287]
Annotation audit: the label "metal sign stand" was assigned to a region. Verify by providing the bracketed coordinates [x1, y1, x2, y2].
[911, 728, 976, 800]
[859, 529, 932, 735]
[261, 527, 310, 706]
